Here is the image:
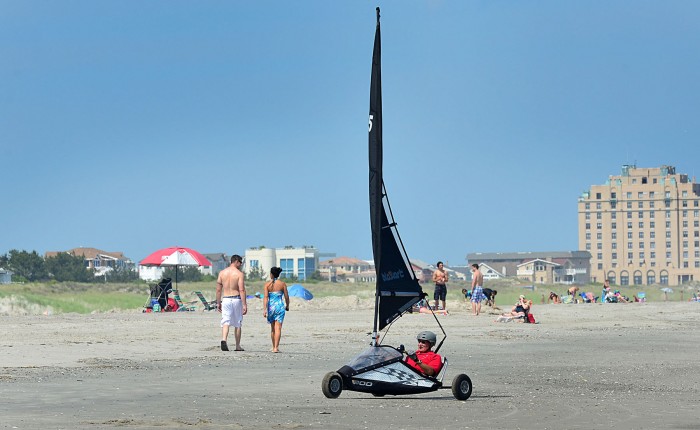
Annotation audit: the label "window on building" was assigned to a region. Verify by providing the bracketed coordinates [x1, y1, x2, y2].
[280, 258, 294, 278]
[647, 273, 655, 284]
[627, 192, 632, 198]
[612, 232, 617, 240]
[683, 210, 688, 218]
[666, 251, 672, 258]
[597, 212, 602, 219]
[650, 251, 656, 259]
[666, 211, 671, 219]
[650, 201, 655, 208]
[586, 232, 591, 240]
[628, 252, 633, 260]
[597, 243, 602, 250]
[665, 191, 671, 198]
[666, 241, 672, 249]
[695, 200, 699, 207]
[596, 223, 602, 229]
[638, 192, 644, 198]
[683, 220, 688, 228]
[612, 222, 617, 230]
[612, 242, 617, 249]
[695, 211, 699, 218]
[596, 192, 601, 199]
[586, 243, 591, 250]
[597, 253, 603, 260]
[634, 273, 642, 285]
[620, 275, 629, 286]
[297, 258, 306, 280]
[597, 232, 602, 240]
[639, 222, 644, 229]
[585, 203, 590, 210]
[611, 201, 617, 209]
[666, 231, 672, 238]
[627, 202, 633, 209]
[665, 200, 671, 208]
[683, 261, 689, 268]
[650, 191, 655, 198]
[585, 223, 590, 230]
[650, 241, 656, 248]
[611, 212, 617, 219]
[638, 211, 644, 218]
[682, 191, 688, 197]
[585, 213, 590, 220]
[683, 200, 688, 208]
[612, 252, 617, 260]
[684, 231, 689, 238]
[639, 242, 644, 249]
[666, 221, 671, 228]
[660, 274, 668, 284]
[627, 232, 633, 239]
[598, 263, 603, 269]
[696, 261, 700, 268]
[650, 211, 655, 219]
[638, 201, 644, 208]
[611, 192, 617, 199]
[596, 202, 602, 209]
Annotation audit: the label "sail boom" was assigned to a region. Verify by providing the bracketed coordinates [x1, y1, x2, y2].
[379, 291, 423, 297]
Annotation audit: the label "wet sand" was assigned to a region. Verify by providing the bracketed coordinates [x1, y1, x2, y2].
[1, 299, 699, 429]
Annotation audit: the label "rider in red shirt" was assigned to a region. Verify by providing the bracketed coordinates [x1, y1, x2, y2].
[405, 331, 442, 376]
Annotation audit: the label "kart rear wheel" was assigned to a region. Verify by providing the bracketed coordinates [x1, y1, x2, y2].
[451, 374, 472, 400]
[322, 372, 343, 399]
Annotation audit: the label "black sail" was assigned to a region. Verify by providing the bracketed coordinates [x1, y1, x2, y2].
[369, 8, 424, 332]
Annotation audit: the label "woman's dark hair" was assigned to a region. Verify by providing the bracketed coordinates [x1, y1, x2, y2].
[270, 267, 282, 278]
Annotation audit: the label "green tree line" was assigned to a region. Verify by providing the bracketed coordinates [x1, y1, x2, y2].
[0, 249, 141, 283]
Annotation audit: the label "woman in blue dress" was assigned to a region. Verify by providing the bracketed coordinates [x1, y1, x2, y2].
[263, 267, 290, 353]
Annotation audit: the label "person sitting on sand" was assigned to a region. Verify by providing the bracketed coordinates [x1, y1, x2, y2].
[548, 291, 561, 304]
[461, 288, 472, 303]
[504, 295, 530, 318]
[404, 331, 442, 377]
[612, 290, 629, 303]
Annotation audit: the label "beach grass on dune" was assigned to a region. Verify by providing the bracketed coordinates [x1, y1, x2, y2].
[0, 279, 695, 314]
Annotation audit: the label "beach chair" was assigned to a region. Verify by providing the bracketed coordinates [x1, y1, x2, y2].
[145, 278, 172, 311]
[194, 291, 219, 311]
[561, 295, 574, 304]
[172, 289, 197, 311]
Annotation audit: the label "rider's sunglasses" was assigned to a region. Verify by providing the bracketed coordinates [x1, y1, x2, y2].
[417, 340, 430, 344]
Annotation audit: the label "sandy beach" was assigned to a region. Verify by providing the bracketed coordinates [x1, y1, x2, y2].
[2, 298, 699, 429]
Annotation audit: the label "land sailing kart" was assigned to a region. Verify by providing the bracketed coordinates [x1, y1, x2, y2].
[322, 8, 473, 401]
[322, 345, 472, 400]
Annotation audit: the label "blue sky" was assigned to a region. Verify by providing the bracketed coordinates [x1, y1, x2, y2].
[2, 1, 699, 267]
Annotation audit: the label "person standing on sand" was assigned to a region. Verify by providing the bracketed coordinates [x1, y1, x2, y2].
[216, 254, 247, 351]
[470, 263, 485, 316]
[432, 261, 449, 311]
[263, 267, 290, 353]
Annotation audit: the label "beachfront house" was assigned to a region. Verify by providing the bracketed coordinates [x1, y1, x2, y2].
[45, 247, 134, 277]
[245, 246, 319, 281]
[468, 251, 591, 284]
[0, 268, 12, 284]
[200, 253, 228, 276]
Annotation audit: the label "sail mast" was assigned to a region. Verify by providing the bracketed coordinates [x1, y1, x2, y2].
[369, 7, 382, 343]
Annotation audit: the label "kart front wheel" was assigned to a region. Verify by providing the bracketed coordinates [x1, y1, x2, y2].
[451, 374, 472, 400]
[322, 372, 343, 399]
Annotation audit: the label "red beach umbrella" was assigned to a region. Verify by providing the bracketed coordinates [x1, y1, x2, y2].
[140, 246, 211, 287]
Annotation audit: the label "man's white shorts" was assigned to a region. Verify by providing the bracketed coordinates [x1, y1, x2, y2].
[220, 297, 243, 328]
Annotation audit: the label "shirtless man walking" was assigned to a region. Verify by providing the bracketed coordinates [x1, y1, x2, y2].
[432, 261, 449, 311]
[216, 254, 247, 351]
